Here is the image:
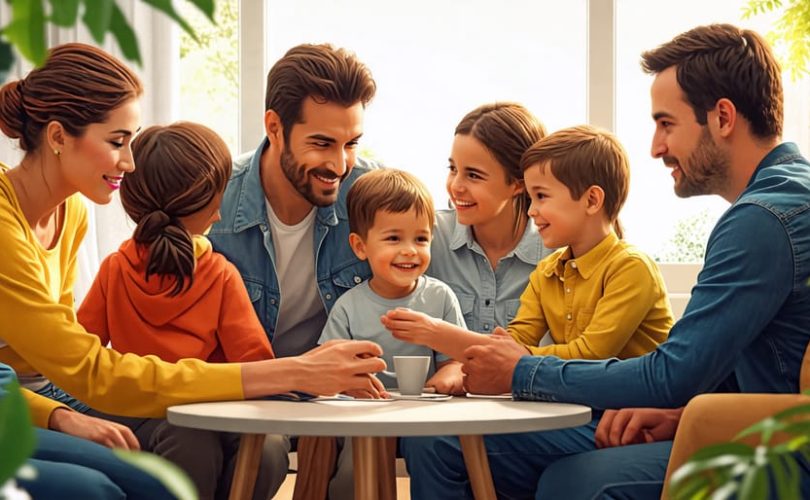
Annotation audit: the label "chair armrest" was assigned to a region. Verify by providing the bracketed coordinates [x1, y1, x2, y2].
[663, 393, 810, 499]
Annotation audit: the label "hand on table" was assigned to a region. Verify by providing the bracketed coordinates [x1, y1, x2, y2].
[595, 407, 683, 448]
[426, 361, 465, 395]
[380, 308, 440, 347]
[461, 333, 527, 395]
[49, 408, 140, 450]
[345, 375, 390, 399]
[298, 339, 387, 397]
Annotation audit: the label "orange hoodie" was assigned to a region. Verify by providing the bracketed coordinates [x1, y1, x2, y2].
[77, 236, 273, 363]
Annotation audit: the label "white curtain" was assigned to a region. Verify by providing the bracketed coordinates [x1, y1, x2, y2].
[0, 1, 179, 305]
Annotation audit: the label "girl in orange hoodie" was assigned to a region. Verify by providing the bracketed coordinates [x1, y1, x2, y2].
[77, 122, 287, 500]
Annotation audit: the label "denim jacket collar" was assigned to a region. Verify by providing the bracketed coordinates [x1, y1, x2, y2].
[230, 138, 340, 233]
[448, 217, 543, 266]
[747, 142, 807, 189]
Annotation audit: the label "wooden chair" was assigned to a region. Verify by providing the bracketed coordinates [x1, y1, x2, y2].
[662, 341, 810, 498]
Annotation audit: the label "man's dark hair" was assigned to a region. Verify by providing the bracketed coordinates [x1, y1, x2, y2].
[641, 23, 783, 139]
[265, 43, 376, 142]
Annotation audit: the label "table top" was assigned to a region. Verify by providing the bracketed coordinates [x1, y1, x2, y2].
[167, 398, 591, 437]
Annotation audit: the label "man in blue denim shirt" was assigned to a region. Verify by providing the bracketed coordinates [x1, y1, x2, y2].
[209, 44, 377, 359]
[402, 24, 810, 499]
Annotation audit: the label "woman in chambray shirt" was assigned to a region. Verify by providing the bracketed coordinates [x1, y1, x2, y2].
[428, 103, 554, 335]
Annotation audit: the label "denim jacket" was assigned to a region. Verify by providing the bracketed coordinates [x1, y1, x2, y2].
[208, 139, 373, 348]
[513, 143, 810, 409]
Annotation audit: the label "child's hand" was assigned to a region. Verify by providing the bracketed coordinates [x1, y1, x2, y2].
[426, 362, 466, 395]
[380, 308, 440, 346]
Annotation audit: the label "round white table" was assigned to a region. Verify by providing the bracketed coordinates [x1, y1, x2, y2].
[168, 397, 591, 500]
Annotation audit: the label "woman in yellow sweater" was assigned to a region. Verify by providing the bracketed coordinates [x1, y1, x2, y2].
[0, 42, 384, 451]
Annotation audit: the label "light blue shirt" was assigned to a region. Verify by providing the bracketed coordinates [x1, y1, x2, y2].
[427, 210, 552, 333]
[318, 276, 465, 388]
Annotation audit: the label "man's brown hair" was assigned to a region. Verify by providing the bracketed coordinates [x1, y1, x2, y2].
[641, 23, 783, 139]
[265, 43, 376, 143]
[521, 125, 629, 238]
[347, 169, 435, 239]
[124, 122, 232, 296]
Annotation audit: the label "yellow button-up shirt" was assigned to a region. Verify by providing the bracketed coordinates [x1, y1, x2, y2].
[509, 232, 672, 359]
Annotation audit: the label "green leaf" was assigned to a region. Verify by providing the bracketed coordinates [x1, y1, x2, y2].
[47, 0, 80, 27]
[738, 464, 768, 500]
[0, 39, 14, 75]
[185, 0, 216, 22]
[772, 402, 810, 420]
[769, 453, 801, 500]
[2, 0, 47, 66]
[0, 380, 37, 484]
[690, 442, 754, 461]
[113, 449, 197, 500]
[80, 0, 115, 44]
[141, 0, 199, 42]
[108, 3, 141, 66]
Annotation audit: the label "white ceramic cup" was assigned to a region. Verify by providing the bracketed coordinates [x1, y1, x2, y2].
[382, 355, 431, 396]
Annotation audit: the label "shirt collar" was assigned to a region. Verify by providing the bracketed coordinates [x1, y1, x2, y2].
[231, 138, 339, 232]
[541, 232, 620, 280]
[747, 142, 808, 188]
[447, 215, 543, 266]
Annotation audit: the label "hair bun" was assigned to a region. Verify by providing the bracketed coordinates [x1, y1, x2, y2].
[0, 80, 27, 144]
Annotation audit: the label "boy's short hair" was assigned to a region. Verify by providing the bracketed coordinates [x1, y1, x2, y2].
[520, 125, 630, 226]
[347, 169, 435, 238]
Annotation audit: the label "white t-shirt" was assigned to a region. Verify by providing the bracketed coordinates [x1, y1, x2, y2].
[265, 199, 327, 357]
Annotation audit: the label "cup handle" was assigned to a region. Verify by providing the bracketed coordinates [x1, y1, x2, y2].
[381, 370, 396, 377]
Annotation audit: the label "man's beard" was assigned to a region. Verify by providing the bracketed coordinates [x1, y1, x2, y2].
[665, 127, 731, 198]
[280, 148, 344, 207]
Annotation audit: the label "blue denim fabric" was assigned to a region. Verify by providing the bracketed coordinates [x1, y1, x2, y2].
[404, 143, 810, 498]
[21, 428, 175, 500]
[34, 381, 90, 413]
[513, 143, 810, 408]
[401, 420, 599, 500]
[208, 139, 374, 354]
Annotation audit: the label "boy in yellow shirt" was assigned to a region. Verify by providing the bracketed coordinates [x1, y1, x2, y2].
[382, 125, 672, 368]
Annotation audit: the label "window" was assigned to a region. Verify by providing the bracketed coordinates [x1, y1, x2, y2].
[264, 0, 587, 209]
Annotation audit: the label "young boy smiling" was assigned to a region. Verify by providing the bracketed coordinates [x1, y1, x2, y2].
[318, 168, 466, 393]
[383, 125, 671, 363]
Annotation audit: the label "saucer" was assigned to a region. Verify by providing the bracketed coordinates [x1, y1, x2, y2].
[388, 391, 453, 401]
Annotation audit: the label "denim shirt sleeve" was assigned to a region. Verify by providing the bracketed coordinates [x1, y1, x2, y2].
[0, 362, 17, 399]
[512, 203, 793, 409]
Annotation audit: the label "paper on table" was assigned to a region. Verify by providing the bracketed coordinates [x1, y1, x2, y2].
[465, 393, 513, 400]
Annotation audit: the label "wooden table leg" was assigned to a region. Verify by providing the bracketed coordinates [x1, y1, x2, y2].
[377, 437, 397, 500]
[352, 436, 379, 500]
[459, 434, 496, 500]
[229, 433, 266, 500]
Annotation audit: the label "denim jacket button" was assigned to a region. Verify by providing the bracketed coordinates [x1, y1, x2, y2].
[270, 298, 276, 305]
[325, 293, 333, 300]
[260, 224, 267, 231]
[353, 276, 362, 284]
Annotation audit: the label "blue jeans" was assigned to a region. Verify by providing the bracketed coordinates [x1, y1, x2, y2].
[402, 420, 599, 499]
[34, 381, 90, 413]
[18, 428, 175, 500]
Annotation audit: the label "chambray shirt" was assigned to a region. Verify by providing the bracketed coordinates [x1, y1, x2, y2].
[208, 139, 374, 356]
[513, 143, 810, 408]
[427, 210, 552, 333]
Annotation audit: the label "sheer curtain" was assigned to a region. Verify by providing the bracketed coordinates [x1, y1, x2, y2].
[0, 1, 179, 304]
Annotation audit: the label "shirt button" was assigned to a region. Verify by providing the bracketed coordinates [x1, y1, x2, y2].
[566, 313, 572, 320]
[566, 288, 571, 293]
[485, 299, 491, 306]
[571, 262, 578, 269]
[484, 324, 490, 330]
[325, 293, 333, 300]
[353, 276, 362, 284]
